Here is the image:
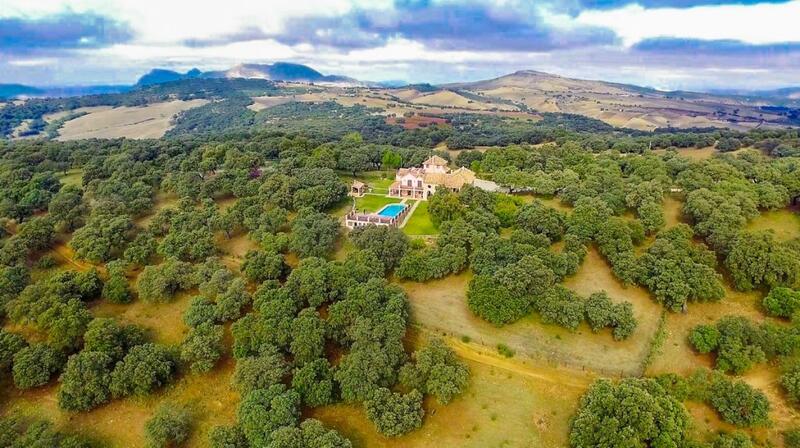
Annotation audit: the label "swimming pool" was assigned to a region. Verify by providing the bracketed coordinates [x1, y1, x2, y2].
[377, 203, 406, 218]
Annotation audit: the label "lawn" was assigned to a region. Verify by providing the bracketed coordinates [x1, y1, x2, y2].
[404, 201, 438, 235]
[346, 170, 396, 194]
[355, 194, 398, 213]
[58, 169, 83, 187]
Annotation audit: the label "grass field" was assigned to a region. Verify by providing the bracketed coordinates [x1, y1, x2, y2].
[58, 169, 83, 187]
[312, 335, 590, 448]
[745, 207, 800, 241]
[55, 100, 208, 140]
[355, 194, 398, 213]
[403, 201, 437, 235]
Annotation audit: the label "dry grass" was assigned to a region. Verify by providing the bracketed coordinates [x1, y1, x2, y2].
[746, 207, 800, 241]
[0, 351, 239, 447]
[399, 247, 663, 376]
[56, 100, 208, 140]
[312, 338, 590, 448]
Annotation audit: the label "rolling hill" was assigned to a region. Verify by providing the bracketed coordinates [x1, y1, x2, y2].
[440, 70, 798, 130]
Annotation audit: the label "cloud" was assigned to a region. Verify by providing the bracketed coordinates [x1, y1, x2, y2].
[0, 12, 132, 52]
[272, 1, 618, 51]
[576, 1, 800, 46]
[632, 37, 800, 55]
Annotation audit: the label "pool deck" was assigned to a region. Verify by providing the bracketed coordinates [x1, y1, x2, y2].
[344, 200, 412, 229]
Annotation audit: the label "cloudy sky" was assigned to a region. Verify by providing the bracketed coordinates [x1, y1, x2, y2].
[2, 0, 799, 91]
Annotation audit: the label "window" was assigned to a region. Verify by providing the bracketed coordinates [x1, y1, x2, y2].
[407, 180, 412, 187]
[417, 180, 422, 187]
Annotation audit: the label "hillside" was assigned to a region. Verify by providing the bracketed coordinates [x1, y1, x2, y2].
[442, 70, 797, 130]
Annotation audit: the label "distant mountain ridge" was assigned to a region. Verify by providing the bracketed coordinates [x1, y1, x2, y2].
[0, 84, 44, 99]
[0, 84, 130, 99]
[135, 62, 371, 87]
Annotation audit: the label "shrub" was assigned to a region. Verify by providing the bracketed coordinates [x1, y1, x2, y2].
[144, 403, 192, 448]
[496, 343, 515, 358]
[689, 325, 721, 354]
[209, 425, 248, 448]
[781, 360, 800, 404]
[763, 287, 800, 318]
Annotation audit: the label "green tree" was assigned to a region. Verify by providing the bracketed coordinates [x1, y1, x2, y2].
[238, 384, 300, 447]
[137, 259, 196, 303]
[12, 343, 65, 389]
[291, 358, 335, 407]
[209, 425, 248, 448]
[83, 318, 147, 361]
[762, 287, 800, 318]
[110, 343, 176, 397]
[399, 338, 469, 404]
[290, 209, 339, 259]
[232, 350, 288, 394]
[364, 388, 424, 437]
[241, 250, 285, 283]
[0, 330, 26, 371]
[57, 351, 114, 411]
[349, 225, 410, 271]
[180, 323, 224, 374]
[569, 378, 690, 448]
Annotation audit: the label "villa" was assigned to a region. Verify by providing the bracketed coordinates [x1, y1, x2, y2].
[388, 155, 476, 200]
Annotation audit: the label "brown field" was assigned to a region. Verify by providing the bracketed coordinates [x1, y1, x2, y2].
[247, 95, 295, 111]
[409, 91, 494, 110]
[43, 106, 112, 123]
[386, 114, 449, 129]
[445, 71, 787, 131]
[55, 100, 208, 140]
[399, 247, 663, 376]
[655, 146, 719, 160]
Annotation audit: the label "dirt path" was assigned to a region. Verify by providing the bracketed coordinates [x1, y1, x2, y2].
[51, 243, 96, 272]
[444, 335, 595, 390]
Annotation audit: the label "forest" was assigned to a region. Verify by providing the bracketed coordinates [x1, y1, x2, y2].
[0, 100, 799, 447]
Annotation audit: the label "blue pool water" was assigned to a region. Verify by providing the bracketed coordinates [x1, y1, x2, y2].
[377, 204, 406, 218]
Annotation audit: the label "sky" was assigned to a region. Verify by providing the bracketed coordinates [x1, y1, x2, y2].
[1, 0, 799, 91]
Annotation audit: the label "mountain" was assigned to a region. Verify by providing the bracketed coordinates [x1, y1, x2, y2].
[219, 62, 368, 86]
[134, 62, 371, 87]
[0, 84, 44, 99]
[0, 84, 130, 99]
[439, 69, 798, 130]
[136, 68, 203, 86]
